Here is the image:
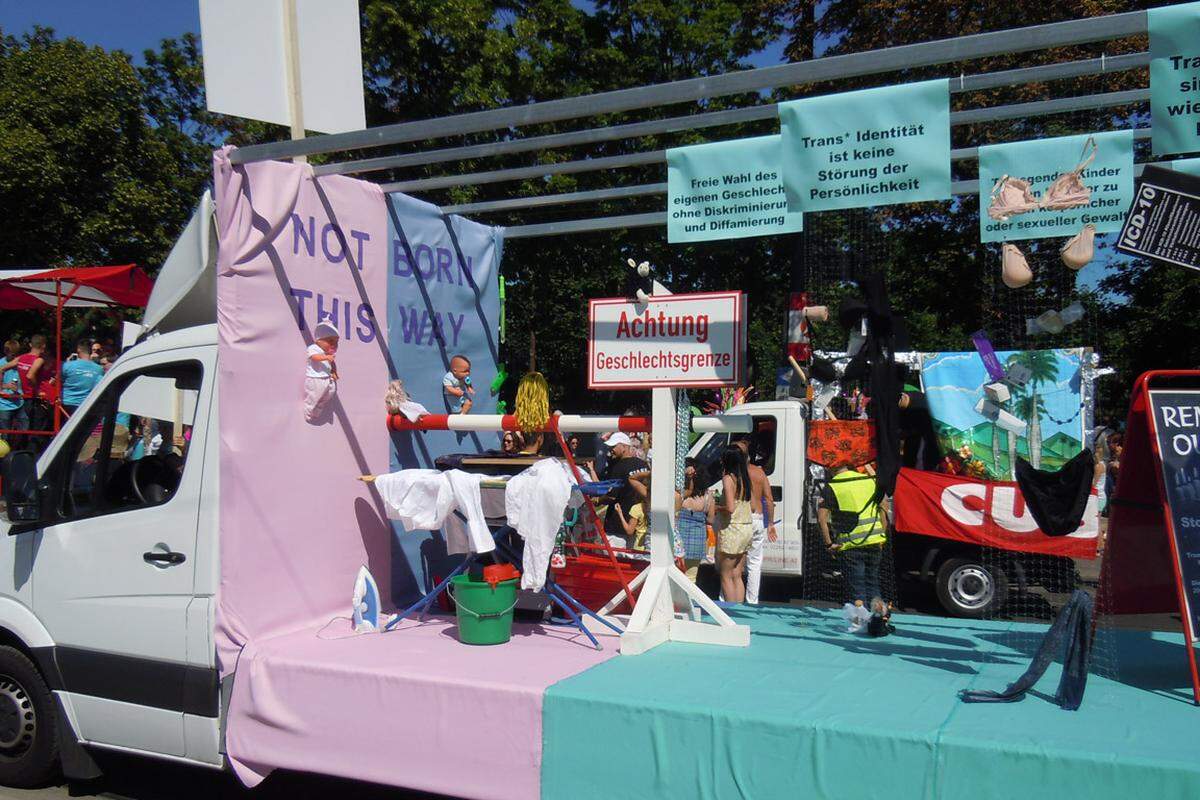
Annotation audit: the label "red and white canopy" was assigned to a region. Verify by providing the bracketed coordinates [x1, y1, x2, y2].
[0, 265, 153, 310]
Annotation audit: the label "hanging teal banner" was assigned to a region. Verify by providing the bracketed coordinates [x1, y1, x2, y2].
[666, 135, 802, 243]
[1171, 157, 1200, 178]
[779, 79, 951, 213]
[978, 130, 1133, 243]
[1150, 1, 1200, 157]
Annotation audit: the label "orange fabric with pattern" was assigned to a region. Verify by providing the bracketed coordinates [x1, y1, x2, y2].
[807, 420, 876, 469]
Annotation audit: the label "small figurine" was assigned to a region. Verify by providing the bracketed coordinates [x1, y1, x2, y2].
[624, 258, 653, 304]
[304, 321, 339, 423]
[443, 354, 475, 414]
[384, 378, 409, 410]
[385, 379, 430, 422]
[866, 597, 895, 637]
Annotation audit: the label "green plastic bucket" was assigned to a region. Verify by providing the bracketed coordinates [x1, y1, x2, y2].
[449, 574, 519, 645]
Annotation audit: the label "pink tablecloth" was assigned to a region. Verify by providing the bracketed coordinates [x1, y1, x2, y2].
[225, 617, 617, 799]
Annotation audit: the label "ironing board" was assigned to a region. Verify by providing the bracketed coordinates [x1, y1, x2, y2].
[383, 481, 623, 649]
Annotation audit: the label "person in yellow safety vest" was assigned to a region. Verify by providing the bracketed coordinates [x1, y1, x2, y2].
[817, 465, 889, 605]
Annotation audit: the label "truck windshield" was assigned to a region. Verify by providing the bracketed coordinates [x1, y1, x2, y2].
[692, 433, 729, 490]
[691, 414, 780, 488]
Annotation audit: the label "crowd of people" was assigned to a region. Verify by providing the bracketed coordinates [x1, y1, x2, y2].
[0, 334, 115, 454]
[582, 428, 781, 607]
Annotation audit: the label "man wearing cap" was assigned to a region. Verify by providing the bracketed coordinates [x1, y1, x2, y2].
[600, 432, 649, 545]
[304, 322, 339, 423]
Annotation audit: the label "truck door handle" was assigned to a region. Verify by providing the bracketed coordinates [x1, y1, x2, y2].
[143, 550, 186, 566]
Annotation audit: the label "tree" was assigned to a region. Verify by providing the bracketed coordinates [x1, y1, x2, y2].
[1008, 352, 1058, 468]
[1006, 422, 1018, 480]
[0, 28, 212, 342]
[0, 28, 192, 269]
[991, 421, 1002, 477]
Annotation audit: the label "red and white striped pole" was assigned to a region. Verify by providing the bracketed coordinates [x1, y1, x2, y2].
[386, 413, 751, 435]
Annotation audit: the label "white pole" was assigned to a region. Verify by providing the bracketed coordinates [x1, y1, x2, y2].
[282, 0, 306, 163]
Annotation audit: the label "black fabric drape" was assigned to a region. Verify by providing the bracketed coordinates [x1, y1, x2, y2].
[854, 273, 902, 502]
[960, 590, 1093, 710]
[1014, 449, 1095, 536]
[899, 391, 941, 471]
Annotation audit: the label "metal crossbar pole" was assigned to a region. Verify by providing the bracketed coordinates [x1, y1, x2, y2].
[441, 184, 668, 215]
[231, 11, 1147, 164]
[314, 52, 1148, 178]
[506, 213, 666, 239]
[442, 130, 1154, 217]
[384, 151, 666, 194]
[382, 89, 1150, 196]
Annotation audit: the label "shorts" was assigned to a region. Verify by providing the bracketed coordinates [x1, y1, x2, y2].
[718, 522, 753, 555]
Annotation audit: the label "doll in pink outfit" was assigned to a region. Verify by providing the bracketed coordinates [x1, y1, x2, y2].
[304, 322, 339, 422]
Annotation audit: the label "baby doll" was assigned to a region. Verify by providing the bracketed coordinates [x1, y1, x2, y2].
[443, 355, 475, 414]
[384, 379, 409, 412]
[304, 322, 339, 423]
[384, 379, 429, 422]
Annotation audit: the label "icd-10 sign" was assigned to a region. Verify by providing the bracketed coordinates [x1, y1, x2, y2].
[588, 291, 746, 389]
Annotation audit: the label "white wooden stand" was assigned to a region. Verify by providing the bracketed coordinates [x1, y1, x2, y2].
[598, 278, 752, 655]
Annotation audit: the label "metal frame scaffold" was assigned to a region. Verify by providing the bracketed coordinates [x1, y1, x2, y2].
[229, 10, 1157, 239]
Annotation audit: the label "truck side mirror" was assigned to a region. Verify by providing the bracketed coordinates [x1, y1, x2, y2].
[4, 451, 43, 525]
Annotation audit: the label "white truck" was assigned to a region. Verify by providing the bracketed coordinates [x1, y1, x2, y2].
[0, 201, 222, 787]
[687, 401, 1077, 618]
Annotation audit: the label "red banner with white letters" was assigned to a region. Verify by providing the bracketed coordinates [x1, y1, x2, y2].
[893, 468, 1099, 559]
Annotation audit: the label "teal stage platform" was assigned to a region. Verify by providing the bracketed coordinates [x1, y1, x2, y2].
[543, 605, 1200, 800]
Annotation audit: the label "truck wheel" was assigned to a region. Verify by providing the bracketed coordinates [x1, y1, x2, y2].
[935, 557, 1008, 618]
[0, 646, 59, 788]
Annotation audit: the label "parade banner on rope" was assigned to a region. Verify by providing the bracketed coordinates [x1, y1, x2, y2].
[978, 130, 1133, 243]
[1172, 157, 1200, 178]
[779, 79, 951, 213]
[1150, 1, 1200, 157]
[666, 135, 802, 243]
[1116, 165, 1200, 273]
[893, 468, 1099, 559]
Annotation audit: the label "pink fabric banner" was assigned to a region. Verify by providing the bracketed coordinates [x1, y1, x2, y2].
[213, 147, 392, 675]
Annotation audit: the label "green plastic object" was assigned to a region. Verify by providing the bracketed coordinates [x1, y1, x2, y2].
[449, 574, 518, 645]
[491, 364, 508, 395]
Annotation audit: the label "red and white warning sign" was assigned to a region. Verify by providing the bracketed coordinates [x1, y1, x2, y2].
[588, 291, 746, 389]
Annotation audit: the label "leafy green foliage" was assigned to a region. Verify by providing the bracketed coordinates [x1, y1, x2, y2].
[0, 28, 180, 268]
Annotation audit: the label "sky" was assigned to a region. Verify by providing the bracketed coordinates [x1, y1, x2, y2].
[0, 0, 201, 65]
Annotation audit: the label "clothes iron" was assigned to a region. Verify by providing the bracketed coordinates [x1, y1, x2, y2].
[352, 565, 382, 632]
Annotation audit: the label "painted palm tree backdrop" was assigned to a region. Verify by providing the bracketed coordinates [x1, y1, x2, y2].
[921, 349, 1085, 480]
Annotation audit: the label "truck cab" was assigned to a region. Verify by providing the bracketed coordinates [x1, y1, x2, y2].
[0, 197, 223, 787]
